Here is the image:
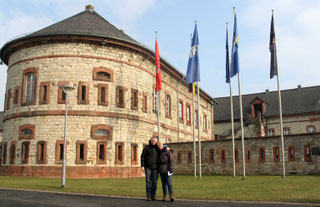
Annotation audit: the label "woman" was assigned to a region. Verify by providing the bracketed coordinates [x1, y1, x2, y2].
[157, 142, 174, 202]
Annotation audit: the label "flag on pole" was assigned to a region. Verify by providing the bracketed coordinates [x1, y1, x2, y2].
[269, 12, 278, 79]
[226, 23, 230, 83]
[186, 22, 200, 84]
[231, 11, 239, 77]
[155, 35, 162, 91]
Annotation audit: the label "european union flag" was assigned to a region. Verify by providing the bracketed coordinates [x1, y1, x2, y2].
[231, 10, 239, 77]
[186, 23, 200, 84]
[226, 23, 230, 83]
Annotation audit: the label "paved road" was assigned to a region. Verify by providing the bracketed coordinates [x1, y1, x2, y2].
[0, 188, 319, 207]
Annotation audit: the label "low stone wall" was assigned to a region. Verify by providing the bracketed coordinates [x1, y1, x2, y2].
[0, 166, 144, 178]
[169, 133, 320, 175]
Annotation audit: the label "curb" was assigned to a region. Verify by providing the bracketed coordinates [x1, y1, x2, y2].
[0, 187, 319, 206]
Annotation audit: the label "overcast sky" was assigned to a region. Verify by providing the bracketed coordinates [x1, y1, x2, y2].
[1, 0, 320, 109]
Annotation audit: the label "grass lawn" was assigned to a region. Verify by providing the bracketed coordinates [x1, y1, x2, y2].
[0, 175, 319, 203]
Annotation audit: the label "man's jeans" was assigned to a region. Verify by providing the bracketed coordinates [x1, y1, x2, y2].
[160, 173, 173, 196]
[145, 168, 158, 198]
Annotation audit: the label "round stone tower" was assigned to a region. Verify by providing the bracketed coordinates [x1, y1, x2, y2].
[0, 5, 215, 178]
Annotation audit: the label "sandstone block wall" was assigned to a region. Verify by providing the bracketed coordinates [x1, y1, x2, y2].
[169, 133, 320, 175]
[1, 41, 214, 177]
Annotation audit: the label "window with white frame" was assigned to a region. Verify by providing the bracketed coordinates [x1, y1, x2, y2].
[307, 126, 315, 133]
[284, 127, 290, 135]
[268, 128, 275, 136]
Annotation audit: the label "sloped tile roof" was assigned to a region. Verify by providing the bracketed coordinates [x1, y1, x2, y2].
[23, 10, 140, 46]
[214, 86, 320, 121]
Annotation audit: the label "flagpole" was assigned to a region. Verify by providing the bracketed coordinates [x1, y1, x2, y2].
[233, 7, 246, 180]
[277, 70, 285, 178]
[156, 31, 161, 142]
[190, 33, 197, 179]
[197, 81, 202, 178]
[272, 10, 286, 178]
[227, 22, 236, 178]
[192, 83, 197, 178]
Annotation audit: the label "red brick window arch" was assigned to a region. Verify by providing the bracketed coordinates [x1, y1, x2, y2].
[221, 149, 226, 163]
[78, 82, 89, 105]
[177, 151, 182, 164]
[178, 99, 184, 123]
[165, 93, 172, 118]
[235, 148, 239, 163]
[187, 151, 192, 164]
[93, 67, 113, 82]
[21, 68, 38, 106]
[304, 144, 312, 162]
[91, 125, 113, 140]
[21, 141, 30, 164]
[209, 149, 214, 163]
[9, 141, 17, 164]
[259, 147, 266, 162]
[19, 124, 35, 139]
[37, 141, 47, 164]
[97, 141, 107, 165]
[288, 146, 295, 161]
[273, 146, 280, 162]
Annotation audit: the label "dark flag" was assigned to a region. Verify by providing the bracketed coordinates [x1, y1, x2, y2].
[269, 11, 278, 79]
[226, 23, 230, 83]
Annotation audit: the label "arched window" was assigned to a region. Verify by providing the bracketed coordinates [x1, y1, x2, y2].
[19, 124, 35, 139]
[165, 93, 171, 118]
[93, 67, 113, 82]
[22, 68, 38, 105]
[186, 104, 191, 126]
[91, 125, 113, 139]
[179, 100, 183, 122]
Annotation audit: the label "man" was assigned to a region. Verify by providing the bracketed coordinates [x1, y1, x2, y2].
[141, 136, 159, 201]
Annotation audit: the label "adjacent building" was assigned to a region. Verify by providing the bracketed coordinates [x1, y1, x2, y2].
[214, 85, 320, 139]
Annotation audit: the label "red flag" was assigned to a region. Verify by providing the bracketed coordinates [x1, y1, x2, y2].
[155, 37, 161, 91]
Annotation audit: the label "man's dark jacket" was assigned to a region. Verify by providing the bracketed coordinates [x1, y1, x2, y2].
[141, 141, 159, 170]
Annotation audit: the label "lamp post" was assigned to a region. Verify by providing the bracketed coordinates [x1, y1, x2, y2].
[59, 85, 75, 188]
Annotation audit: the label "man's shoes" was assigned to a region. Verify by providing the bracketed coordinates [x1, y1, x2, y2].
[151, 197, 156, 201]
[162, 195, 167, 201]
[170, 194, 174, 202]
[147, 197, 151, 201]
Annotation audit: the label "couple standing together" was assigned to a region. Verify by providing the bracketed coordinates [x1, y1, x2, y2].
[140, 136, 174, 202]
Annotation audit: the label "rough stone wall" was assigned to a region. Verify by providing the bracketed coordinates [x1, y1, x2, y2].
[215, 114, 320, 139]
[1, 42, 214, 175]
[170, 133, 320, 175]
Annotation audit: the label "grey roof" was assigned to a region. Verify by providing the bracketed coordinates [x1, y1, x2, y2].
[22, 10, 140, 46]
[0, 111, 4, 131]
[214, 86, 320, 122]
[0, 7, 216, 103]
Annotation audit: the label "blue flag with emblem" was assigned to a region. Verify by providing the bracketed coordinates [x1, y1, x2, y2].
[186, 23, 200, 84]
[231, 10, 239, 77]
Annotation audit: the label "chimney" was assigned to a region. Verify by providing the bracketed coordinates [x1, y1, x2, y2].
[297, 84, 301, 89]
[86, 5, 94, 12]
[265, 89, 269, 94]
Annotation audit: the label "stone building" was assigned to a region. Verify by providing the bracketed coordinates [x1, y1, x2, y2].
[170, 133, 320, 175]
[0, 5, 215, 177]
[0, 111, 3, 164]
[214, 85, 320, 140]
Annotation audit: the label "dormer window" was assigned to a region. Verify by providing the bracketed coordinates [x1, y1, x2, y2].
[93, 67, 113, 82]
[250, 97, 267, 118]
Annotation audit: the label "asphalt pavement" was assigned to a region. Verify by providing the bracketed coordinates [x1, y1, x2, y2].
[0, 188, 319, 207]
